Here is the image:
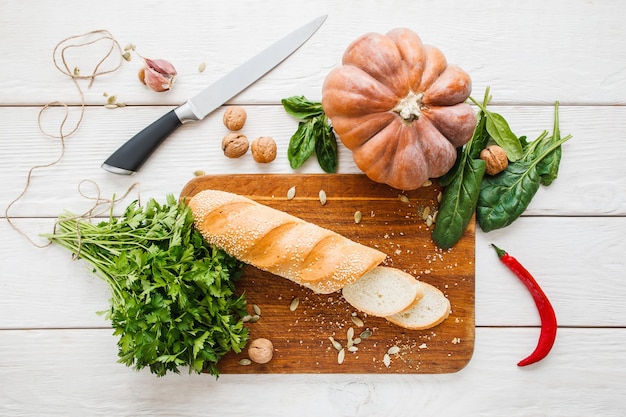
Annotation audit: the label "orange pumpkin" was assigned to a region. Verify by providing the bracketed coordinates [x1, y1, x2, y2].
[322, 28, 476, 190]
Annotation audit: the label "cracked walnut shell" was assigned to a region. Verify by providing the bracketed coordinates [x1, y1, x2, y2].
[222, 132, 249, 158]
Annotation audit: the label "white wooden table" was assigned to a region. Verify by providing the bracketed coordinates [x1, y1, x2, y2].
[2, 1, 625, 415]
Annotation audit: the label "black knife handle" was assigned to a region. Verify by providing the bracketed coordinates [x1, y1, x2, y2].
[102, 109, 182, 174]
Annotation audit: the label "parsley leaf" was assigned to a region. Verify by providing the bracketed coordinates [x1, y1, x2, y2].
[44, 195, 248, 378]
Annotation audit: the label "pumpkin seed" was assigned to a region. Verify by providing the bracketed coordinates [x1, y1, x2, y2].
[198, 61, 206, 73]
[104, 104, 118, 109]
[387, 345, 400, 355]
[354, 210, 362, 224]
[346, 327, 354, 341]
[352, 337, 362, 345]
[437, 191, 443, 203]
[193, 170, 206, 177]
[242, 314, 252, 323]
[239, 358, 252, 366]
[252, 304, 261, 316]
[359, 329, 372, 339]
[426, 215, 433, 227]
[383, 353, 391, 368]
[329, 336, 342, 351]
[122, 51, 131, 61]
[422, 179, 432, 187]
[347, 346, 359, 353]
[249, 314, 260, 323]
[287, 186, 296, 200]
[289, 297, 300, 312]
[319, 189, 327, 205]
[337, 348, 346, 364]
[398, 194, 409, 203]
[351, 316, 364, 327]
[422, 206, 431, 220]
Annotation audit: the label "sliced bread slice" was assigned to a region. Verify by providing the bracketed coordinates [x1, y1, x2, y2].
[386, 281, 450, 330]
[341, 266, 423, 317]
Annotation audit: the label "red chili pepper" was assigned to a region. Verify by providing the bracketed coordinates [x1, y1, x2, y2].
[491, 244, 557, 366]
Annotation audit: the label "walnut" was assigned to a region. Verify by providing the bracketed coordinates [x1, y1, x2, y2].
[480, 145, 508, 175]
[248, 338, 274, 364]
[221, 132, 249, 158]
[223, 106, 247, 131]
[251, 136, 277, 163]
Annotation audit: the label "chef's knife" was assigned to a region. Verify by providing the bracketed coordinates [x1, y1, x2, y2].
[102, 15, 327, 174]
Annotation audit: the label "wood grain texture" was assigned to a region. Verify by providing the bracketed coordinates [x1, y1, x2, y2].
[2, 105, 625, 218]
[1, 0, 626, 106]
[180, 174, 474, 374]
[2, 0, 626, 414]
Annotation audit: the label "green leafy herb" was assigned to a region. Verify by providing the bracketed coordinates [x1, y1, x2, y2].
[477, 103, 572, 232]
[281, 95, 325, 119]
[432, 93, 489, 249]
[287, 120, 317, 169]
[282, 96, 338, 173]
[470, 94, 523, 162]
[43, 195, 248, 378]
[433, 89, 571, 248]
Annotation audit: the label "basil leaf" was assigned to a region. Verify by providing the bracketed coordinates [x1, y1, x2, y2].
[281, 96, 324, 120]
[477, 161, 541, 232]
[315, 117, 338, 173]
[287, 119, 316, 169]
[432, 157, 486, 249]
[484, 111, 523, 161]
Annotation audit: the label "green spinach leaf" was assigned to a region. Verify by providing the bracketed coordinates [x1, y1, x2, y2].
[477, 161, 541, 232]
[433, 157, 486, 249]
[534, 102, 563, 186]
[470, 95, 523, 161]
[477, 116, 572, 232]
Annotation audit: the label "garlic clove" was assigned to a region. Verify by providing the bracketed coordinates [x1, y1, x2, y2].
[144, 58, 177, 77]
[139, 58, 177, 92]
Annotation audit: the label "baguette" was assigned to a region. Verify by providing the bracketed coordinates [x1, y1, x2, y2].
[188, 189, 387, 294]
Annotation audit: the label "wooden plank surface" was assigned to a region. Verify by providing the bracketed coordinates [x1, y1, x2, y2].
[180, 174, 475, 374]
[2, 0, 626, 414]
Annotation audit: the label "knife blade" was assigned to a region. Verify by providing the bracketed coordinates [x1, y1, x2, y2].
[102, 14, 327, 174]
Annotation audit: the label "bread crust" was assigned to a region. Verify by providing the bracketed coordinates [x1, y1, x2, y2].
[188, 190, 387, 294]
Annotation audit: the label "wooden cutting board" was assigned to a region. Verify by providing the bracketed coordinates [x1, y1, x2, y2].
[180, 174, 475, 374]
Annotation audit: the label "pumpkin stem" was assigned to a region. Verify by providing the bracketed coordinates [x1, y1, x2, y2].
[392, 91, 425, 124]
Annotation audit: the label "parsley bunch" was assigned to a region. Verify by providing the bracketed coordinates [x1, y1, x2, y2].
[44, 195, 249, 377]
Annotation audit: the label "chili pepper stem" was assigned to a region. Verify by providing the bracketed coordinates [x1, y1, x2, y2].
[491, 243, 507, 258]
